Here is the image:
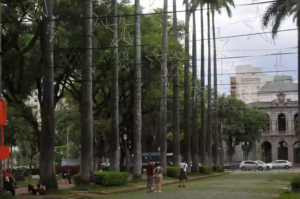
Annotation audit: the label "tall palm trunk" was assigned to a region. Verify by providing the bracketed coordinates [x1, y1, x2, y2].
[109, 0, 120, 172]
[160, 0, 168, 175]
[212, 10, 218, 165]
[200, 1, 206, 165]
[184, 1, 191, 173]
[80, 0, 93, 183]
[133, 0, 142, 179]
[206, 3, 212, 168]
[0, 3, 3, 190]
[40, 0, 58, 189]
[297, 0, 300, 131]
[172, 0, 180, 168]
[191, 9, 199, 172]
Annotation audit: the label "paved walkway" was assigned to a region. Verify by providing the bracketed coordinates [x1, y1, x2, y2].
[15, 183, 74, 195]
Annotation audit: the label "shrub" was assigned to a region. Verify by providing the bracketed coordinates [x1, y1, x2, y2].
[213, 165, 224, 172]
[94, 172, 128, 187]
[29, 168, 40, 175]
[167, 167, 180, 178]
[199, 165, 211, 174]
[14, 175, 25, 182]
[56, 165, 80, 176]
[290, 175, 300, 192]
[73, 174, 81, 185]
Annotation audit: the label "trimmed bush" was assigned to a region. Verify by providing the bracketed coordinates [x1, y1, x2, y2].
[94, 172, 128, 187]
[199, 165, 211, 174]
[291, 175, 300, 192]
[213, 165, 224, 172]
[167, 167, 180, 178]
[56, 165, 80, 176]
[73, 174, 81, 185]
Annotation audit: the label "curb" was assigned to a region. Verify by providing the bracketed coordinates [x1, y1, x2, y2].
[16, 194, 79, 199]
[88, 172, 228, 195]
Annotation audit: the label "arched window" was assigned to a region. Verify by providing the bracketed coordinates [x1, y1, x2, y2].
[278, 113, 286, 131]
[294, 113, 298, 131]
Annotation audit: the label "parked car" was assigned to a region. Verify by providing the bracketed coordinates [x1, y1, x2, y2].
[100, 162, 110, 168]
[224, 161, 242, 169]
[239, 160, 266, 171]
[270, 160, 292, 169]
[255, 160, 273, 170]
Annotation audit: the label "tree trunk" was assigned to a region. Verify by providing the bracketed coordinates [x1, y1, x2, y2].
[206, 3, 212, 168]
[297, 0, 300, 139]
[133, 0, 142, 179]
[212, 10, 218, 165]
[160, 0, 168, 176]
[219, 122, 224, 165]
[200, 2, 206, 165]
[172, 0, 180, 168]
[40, 0, 58, 189]
[184, 1, 191, 173]
[80, 0, 94, 183]
[109, 0, 120, 172]
[191, 9, 199, 173]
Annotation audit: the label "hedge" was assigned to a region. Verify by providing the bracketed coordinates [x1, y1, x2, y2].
[167, 167, 180, 178]
[199, 165, 211, 174]
[94, 172, 128, 187]
[213, 165, 224, 172]
[291, 175, 300, 192]
[55, 165, 80, 175]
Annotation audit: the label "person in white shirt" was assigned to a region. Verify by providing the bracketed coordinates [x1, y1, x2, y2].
[179, 159, 188, 188]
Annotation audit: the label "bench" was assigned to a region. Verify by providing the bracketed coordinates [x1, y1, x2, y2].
[30, 175, 40, 180]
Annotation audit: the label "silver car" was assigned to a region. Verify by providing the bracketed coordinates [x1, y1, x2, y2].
[270, 160, 292, 169]
[239, 160, 266, 171]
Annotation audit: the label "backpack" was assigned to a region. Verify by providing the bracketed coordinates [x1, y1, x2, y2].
[155, 166, 162, 174]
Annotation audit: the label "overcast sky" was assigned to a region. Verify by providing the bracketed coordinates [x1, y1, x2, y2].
[125, 0, 297, 95]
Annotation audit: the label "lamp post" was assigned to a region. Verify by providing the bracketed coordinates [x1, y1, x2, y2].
[123, 133, 129, 172]
[242, 142, 249, 160]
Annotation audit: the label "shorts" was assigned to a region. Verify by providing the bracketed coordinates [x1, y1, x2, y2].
[155, 175, 162, 183]
[147, 176, 153, 184]
[179, 171, 187, 180]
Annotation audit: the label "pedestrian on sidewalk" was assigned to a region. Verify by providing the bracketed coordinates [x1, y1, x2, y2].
[154, 163, 163, 193]
[179, 159, 188, 188]
[146, 159, 154, 193]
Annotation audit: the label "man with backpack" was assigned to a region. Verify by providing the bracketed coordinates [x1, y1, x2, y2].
[154, 163, 163, 193]
[179, 159, 188, 188]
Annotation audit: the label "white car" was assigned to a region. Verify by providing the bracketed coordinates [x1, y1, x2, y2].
[239, 160, 266, 171]
[255, 160, 273, 170]
[270, 160, 292, 169]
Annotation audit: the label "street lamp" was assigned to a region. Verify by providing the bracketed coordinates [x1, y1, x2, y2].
[242, 142, 249, 160]
[123, 133, 129, 172]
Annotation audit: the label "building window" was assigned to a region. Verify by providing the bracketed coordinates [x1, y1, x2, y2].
[278, 113, 286, 131]
[252, 73, 255, 75]
[231, 82, 236, 85]
[294, 113, 298, 131]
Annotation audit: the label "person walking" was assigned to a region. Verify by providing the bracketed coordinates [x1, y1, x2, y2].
[154, 163, 163, 193]
[179, 159, 188, 188]
[146, 160, 154, 193]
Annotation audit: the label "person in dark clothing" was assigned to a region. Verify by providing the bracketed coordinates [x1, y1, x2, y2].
[28, 181, 46, 195]
[3, 177, 15, 196]
[146, 160, 154, 193]
[66, 169, 72, 184]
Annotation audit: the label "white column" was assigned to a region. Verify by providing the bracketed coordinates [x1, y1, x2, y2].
[272, 143, 277, 161]
[288, 144, 294, 163]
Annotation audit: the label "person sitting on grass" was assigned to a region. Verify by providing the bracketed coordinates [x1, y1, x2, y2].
[3, 170, 17, 188]
[28, 181, 46, 196]
[3, 176, 15, 196]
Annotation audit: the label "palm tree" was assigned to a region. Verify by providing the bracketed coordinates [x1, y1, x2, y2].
[211, 0, 235, 165]
[262, 0, 299, 128]
[80, 0, 94, 183]
[172, 0, 181, 167]
[191, 4, 199, 172]
[133, 0, 142, 179]
[200, 0, 206, 165]
[183, 0, 191, 173]
[160, 0, 168, 175]
[40, 0, 58, 189]
[206, 2, 213, 168]
[110, 0, 120, 172]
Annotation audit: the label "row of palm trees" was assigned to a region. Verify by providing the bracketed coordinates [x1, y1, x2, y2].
[40, 0, 300, 187]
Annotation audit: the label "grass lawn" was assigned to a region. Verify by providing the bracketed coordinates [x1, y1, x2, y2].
[42, 189, 74, 198]
[280, 193, 300, 199]
[73, 172, 298, 199]
[16, 176, 64, 186]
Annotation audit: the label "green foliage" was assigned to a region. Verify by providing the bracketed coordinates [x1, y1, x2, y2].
[94, 172, 129, 187]
[0, 193, 15, 199]
[199, 165, 211, 174]
[167, 167, 181, 178]
[73, 174, 81, 185]
[290, 176, 300, 192]
[213, 165, 224, 172]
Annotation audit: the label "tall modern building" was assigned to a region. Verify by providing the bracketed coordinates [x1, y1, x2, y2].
[232, 65, 275, 104]
[230, 77, 236, 97]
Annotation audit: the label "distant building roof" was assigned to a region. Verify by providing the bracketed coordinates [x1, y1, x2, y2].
[274, 75, 293, 82]
[258, 83, 297, 94]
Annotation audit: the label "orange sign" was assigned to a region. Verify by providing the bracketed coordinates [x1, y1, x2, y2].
[0, 96, 9, 159]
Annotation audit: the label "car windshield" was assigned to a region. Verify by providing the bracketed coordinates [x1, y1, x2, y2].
[271, 161, 277, 164]
[257, 161, 265, 164]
